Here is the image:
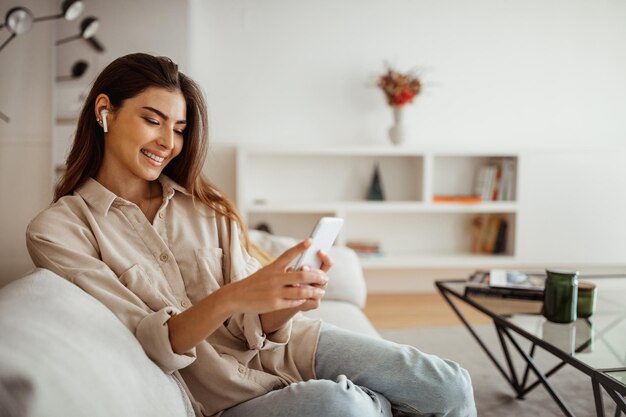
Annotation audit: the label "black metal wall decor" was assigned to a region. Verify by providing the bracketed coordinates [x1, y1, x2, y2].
[0, 0, 84, 52]
[0, 1, 104, 123]
[56, 60, 89, 82]
[56, 16, 105, 52]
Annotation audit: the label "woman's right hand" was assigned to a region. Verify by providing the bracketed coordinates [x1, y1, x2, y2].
[222, 239, 328, 315]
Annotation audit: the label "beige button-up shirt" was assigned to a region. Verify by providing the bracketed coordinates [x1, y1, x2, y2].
[26, 176, 322, 417]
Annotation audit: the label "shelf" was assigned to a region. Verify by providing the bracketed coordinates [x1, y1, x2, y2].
[238, 144, 522, 157]
[246, 201, 518, 214]
[424, 202, 517, 213]
[237, 145, 521, 270]
[238, 144, 429, 157]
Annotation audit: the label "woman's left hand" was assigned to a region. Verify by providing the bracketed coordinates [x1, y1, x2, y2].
[286, 248, 333, 309]
[317, 249, 333, 273]
[291, 265, 329, 312]
[259, 246, 333, 334]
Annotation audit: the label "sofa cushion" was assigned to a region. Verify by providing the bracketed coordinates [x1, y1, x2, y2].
[323, 246, 367, 308]
[0, 269, 193, 417]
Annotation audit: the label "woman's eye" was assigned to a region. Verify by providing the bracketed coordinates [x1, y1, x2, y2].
[175, 130, 184, 136]
[144, 117, 159, 125]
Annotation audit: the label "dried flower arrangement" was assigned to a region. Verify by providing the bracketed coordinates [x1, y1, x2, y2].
[377, 68, 422, 107]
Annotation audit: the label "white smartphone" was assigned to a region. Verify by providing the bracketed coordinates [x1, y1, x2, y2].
[293, 217, 344, 270]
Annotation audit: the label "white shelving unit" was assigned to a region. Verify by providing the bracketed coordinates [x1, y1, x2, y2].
[236, 145, 520, 270]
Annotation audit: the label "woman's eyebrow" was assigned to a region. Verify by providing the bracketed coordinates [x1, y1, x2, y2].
[142, 106, 187, 125]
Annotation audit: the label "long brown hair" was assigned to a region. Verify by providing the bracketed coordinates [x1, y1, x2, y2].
[55, 53, 247, 242]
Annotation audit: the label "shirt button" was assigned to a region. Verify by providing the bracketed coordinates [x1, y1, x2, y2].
[238, 365, 246, 374]
[158, 212, 165, 219]
[159, 253, 169, 263]
[181, 300, 189, 308]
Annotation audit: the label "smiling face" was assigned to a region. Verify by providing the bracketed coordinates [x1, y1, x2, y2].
[96, 87, 187, 184]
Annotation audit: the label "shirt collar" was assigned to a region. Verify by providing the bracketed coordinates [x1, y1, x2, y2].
[158, 175, 192, 200]
[75, 178, 119, 216]
[76, 175, 192, 216]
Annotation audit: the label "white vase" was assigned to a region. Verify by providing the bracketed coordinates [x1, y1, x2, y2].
[388, 106, 406, 145]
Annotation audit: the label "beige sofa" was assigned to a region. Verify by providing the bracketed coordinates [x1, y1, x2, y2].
[0, 231, 376, 417]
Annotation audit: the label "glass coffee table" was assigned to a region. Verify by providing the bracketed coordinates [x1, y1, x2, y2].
[436, 276, 626, 417]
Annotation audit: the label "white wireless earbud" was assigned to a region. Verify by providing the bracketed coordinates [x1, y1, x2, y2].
[100, 109, 109, 133]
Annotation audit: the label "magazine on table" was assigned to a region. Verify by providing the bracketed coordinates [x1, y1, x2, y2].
[465, 269, 546, 300]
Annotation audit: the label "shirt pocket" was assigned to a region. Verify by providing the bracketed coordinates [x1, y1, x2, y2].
[182, 248, 224, 304]
[118, 264, 169, 312]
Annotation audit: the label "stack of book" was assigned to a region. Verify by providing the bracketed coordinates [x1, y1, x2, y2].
[432, 195, 482, 204]
[346, 240, 383, 258]
[464, 269, 545, 300]
[470, 214, 509, 255]
[432, 158, 515, 205]
[474, 158, 516, 202]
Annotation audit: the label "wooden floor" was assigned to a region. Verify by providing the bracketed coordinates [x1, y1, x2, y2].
[363, 292, 492, 329]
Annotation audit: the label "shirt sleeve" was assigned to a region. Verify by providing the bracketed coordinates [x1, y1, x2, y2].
[26, 213, 196, 374]
[223, 219, 294, 350]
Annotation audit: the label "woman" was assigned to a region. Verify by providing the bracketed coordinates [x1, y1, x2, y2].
[27, 53, 476, 417]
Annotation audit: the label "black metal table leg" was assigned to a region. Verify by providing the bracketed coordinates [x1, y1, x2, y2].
[520, 343, 536, 390]
[501, 327, 576, 417]
[593, 370, 626, 417]
[438, 287, 520, 393]
[495, 323, 522, 395]
[592, 375, 606, 417]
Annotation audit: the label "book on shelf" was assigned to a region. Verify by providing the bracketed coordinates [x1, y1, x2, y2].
[464, 269, 545, 300]
[497, 159, 515, 201]
[473, 158, 515, 202]
[474, 164, 496, 201]
[433, 195, 482, 204]
[470, 214, 509, 255]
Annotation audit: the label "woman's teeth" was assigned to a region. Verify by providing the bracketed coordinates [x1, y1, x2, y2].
[141, 150, 164, 163]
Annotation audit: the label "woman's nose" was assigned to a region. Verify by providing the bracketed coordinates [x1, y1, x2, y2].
[157, 130, 175, 150]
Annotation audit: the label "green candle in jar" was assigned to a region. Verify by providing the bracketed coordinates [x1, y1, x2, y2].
[543, 269, 578, 323]
[577, 282, 597, 318]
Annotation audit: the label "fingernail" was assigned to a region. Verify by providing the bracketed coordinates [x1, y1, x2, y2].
[302, 265, 310, 271]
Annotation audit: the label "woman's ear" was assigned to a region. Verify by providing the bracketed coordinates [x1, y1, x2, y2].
[94, 94, 112, 131]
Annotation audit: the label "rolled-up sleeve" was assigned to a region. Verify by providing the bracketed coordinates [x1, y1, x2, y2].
[26, 218, 196, 374]
[225, 221, 294, 350]
[135, 307, 196, 373]
[229, 305, 292, 350]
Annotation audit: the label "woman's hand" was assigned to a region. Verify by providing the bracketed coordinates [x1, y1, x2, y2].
[257, 246, 333, 334]
[222, 239, 329, 316]
[316, 249, 333, 273]
[168, 241, 334, 354]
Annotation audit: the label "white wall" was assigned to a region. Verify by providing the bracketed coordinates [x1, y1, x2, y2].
[189, 0, 626, 199]
[190, 0, 626, 145]
[518, 148, 626, 265]
[0, 0, 56, 284]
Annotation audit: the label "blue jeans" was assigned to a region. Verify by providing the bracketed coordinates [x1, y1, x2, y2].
[222, 322, 476, 417]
